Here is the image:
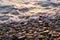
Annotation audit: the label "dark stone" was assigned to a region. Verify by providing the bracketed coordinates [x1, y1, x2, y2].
[28, 18, 36, 22]
[0, 5, 13, 8]
[0, 15, 13, 21]
[44, 7, 51, 9]
[39, 38, 43, 40]
[12, 35, 18, 40]
[36, 1, 60, 7]
[18, 16, 30, 19]
[41, 4, 49, 7]
[51, 3, 60, 7]
[1, 12, 9, 14]
[19, 8, 29, 13]
[11, 11, 19, 15]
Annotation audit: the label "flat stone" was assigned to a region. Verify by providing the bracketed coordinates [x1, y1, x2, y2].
[19, 8, 29, 13]
[10, 10, 19, 15]
[25, 33, 33, 38]
[0, 15, 13, 21]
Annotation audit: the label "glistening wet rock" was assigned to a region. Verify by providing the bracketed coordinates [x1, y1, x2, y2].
[19, 8, 29, 13]
[10, 10, 19, 15]
[0, 15, 13, 21]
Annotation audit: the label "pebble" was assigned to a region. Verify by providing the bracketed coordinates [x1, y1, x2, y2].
[0, 15, 60, 40]
[19, 8, 29, 13]
[25, 33, 33, 38]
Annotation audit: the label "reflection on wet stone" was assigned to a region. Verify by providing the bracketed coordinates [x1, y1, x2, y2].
[0, 5, 13, 8]
[11, 10, 19, 15]
[0, 15, 13, 21]
[18, 16, 30, 19]
[1, 12, 9, 14]
[36, 1, 60, 7]
[19, 8, 29, 13]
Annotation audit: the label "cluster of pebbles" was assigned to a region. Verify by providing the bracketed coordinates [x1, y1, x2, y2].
[0, 15, 60, 40]
[0, 0, 60, 40]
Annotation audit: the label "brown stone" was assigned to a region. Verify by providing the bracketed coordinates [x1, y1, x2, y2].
[44, 30, 49, 33]
[38, 35, 46, 38]
[52, 31, 59, 37]
[25, 33, 33, 38]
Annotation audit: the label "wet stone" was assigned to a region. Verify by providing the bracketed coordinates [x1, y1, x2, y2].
[0, 15, 13, 21]
[38, 35, 46, 39]
[44, 30, 49, 33]
[28, 18, 37, 22]
[18, 16, 30, 19]
[25, 33, 33, 38]
[52, 32, 59, 37]
[19, 8, 29, 13]
[10, 10, 19, 15]
[0, 9, 60, 40]
[1, 11, 9, 14]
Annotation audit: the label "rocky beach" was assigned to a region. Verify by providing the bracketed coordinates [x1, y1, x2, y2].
[0, 0, 60, 40]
